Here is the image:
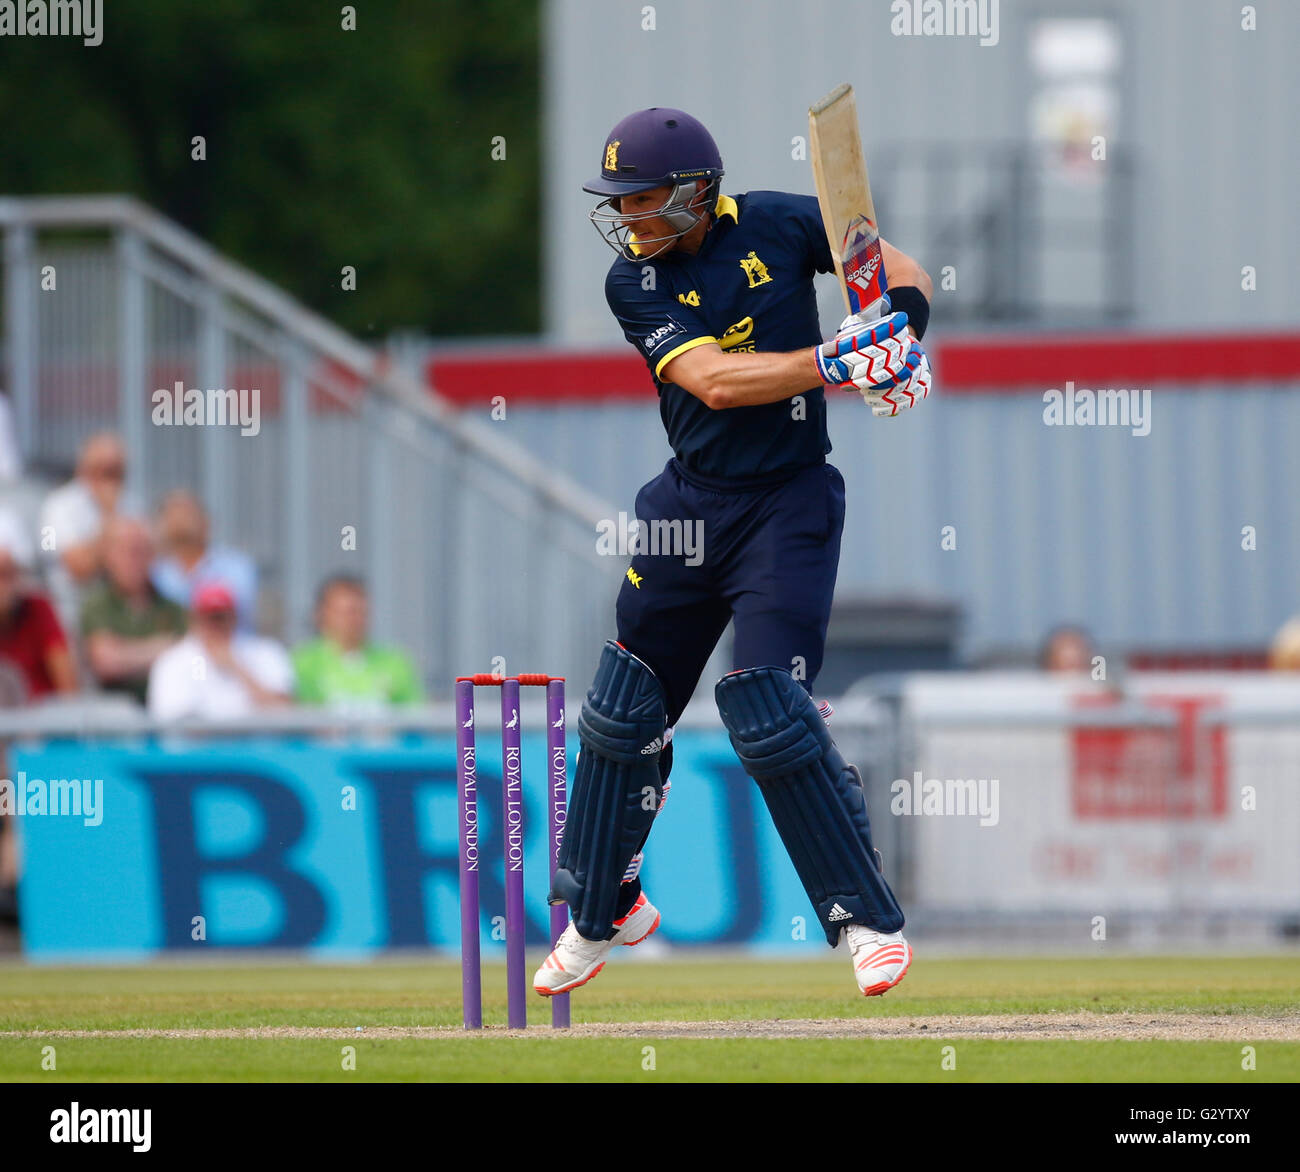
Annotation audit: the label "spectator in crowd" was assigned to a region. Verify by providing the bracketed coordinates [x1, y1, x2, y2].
[0, 509, 77, 700]
[1269, 616, 1300, 670]
[151, 490, 258, 631]
[38, 433, 137, 630]
[147, 581, 292, 720]
[294, 575, 423, 708]
[81, 517, 187, 704]
[1040, 624, 1095, 673]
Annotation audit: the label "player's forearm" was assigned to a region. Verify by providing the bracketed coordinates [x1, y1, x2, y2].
[671, 347, 820, 411]
[881, 239, 931, 299]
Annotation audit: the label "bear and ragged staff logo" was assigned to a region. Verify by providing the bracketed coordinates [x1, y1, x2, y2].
[739, 251, 772, 288]
[605, 140, 620, 171]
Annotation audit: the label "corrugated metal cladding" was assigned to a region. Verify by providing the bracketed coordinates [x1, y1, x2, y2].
[505, 385, 1300, 659]
[544, 0, 1299, 341]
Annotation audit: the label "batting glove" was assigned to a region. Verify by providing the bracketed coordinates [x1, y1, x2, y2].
[813, 309, 917, 397]
[860, 340, 931, 417]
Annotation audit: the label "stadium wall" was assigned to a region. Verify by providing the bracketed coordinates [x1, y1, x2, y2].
[543, 0, 1300, 340]
[428, 332, 1300, 664]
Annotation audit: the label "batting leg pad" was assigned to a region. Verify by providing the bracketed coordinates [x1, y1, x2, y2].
[549, 641, 666, 940]
[715, 666, 903, 944]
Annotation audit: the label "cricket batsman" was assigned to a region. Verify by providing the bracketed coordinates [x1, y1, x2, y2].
[534, 107, 932, 1000]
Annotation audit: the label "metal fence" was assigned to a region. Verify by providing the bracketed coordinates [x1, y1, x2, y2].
[0, 196, 623, 689]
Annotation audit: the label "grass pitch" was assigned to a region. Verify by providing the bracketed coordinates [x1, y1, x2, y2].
[1, 954, 1297, 1082]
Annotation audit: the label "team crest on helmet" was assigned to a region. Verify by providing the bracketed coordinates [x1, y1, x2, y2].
[605, 140, 621, 171]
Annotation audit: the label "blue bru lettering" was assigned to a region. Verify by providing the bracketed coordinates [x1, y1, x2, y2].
[136, 770, 327, 949]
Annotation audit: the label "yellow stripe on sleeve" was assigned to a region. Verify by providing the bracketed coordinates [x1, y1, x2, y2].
[654, 336, 718, 380]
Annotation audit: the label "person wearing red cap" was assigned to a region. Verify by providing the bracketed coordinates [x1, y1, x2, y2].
[146, 579, 293, 721]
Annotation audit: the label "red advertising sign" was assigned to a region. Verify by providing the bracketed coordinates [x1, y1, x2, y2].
[1071, 695, 1226, 820]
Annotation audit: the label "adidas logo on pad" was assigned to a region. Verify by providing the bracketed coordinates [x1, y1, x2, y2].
[640, 736, 663, 755]
[828, 903, 853, 922]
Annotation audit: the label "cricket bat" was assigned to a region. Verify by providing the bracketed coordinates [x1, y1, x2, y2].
[808, 83, 888, 319]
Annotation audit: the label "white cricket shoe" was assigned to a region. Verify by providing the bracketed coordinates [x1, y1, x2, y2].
[533, 893, 661, 996]
[843, 924, 912, 996]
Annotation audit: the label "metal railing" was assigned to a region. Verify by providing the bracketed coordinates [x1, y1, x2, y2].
[0, 196, 623, 689]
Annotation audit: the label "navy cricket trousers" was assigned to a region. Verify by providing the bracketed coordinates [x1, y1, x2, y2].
[614, 458, 847, 726]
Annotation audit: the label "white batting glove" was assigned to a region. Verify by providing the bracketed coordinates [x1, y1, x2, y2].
[813, 310, 917, 397]
[860, 340, 931, 417]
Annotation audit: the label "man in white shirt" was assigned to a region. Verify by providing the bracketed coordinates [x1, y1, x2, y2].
[147, 581, 293, 721]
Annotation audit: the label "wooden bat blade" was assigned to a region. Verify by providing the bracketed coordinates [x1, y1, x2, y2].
[809, 84, 887, 317]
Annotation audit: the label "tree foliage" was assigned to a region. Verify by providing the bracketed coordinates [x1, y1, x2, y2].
[0, 0, 540, 337]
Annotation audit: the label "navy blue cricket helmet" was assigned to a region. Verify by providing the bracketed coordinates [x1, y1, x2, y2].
[584, 107, 725, 259]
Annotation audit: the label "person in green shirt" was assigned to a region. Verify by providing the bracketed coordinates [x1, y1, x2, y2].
[81, 516, 187, 704]
[293, 575, 423, 708]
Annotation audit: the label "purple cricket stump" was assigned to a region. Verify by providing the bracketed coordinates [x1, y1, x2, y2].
[455, 680, 482, 1030]
[500, 678, 526, 1029]
[546, 679, 570, 1029]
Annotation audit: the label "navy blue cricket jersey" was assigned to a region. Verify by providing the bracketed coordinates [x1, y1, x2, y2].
[604, 191, 834, 485]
